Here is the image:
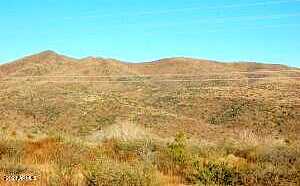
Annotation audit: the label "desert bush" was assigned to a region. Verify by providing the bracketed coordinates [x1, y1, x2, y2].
[208, 101, 246, 125]
[102, 139, 158, 163]
[154, 134, 300, 185]
[194, 161, 238, 185]
[153, 134, 240, 185]
[247, 163, 300, 186]
[167, 132, 189, 165]
[83, 159, 161, 186]
[255, 144, 300, 166]
[101, 139, 142, 162]
[155, 132, 192, 176]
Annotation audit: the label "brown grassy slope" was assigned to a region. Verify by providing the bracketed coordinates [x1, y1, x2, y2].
[0, 51, 78, 77]
[0, 51, 139, 78]
[0, 51, 299, 142]
[0, 51, 294, 77]
[131, 57, 291, 75]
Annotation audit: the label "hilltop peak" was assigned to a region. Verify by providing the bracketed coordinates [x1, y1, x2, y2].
[37, 50, 59, 56]
[30, 50, 77, 63]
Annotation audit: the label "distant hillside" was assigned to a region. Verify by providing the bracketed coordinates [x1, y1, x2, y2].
[0, 50, 299, 140]
[0, 50, 294, 78]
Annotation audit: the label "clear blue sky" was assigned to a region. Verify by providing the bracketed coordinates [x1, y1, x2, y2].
[0, 0, 300, 67]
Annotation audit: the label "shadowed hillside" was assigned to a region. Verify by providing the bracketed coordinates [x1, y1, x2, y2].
[0, 51, 300, 185]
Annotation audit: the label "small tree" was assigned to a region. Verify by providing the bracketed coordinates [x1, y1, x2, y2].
[167, 132, 188, 165]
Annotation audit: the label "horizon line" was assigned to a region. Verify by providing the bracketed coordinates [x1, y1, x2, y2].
[1, 50, 298, 68]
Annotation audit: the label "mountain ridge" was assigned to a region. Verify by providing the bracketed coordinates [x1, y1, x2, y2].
[0, 50, 296, 78]
[0, 50, 295, 68]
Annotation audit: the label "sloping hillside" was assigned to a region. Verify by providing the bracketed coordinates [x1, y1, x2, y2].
[1, 51, 300, 139]
[0, 51, 300, 185]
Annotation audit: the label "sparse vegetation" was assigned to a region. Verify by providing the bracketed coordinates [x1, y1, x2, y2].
[0, 52, 300, 185]
[1, 133, 300, 185]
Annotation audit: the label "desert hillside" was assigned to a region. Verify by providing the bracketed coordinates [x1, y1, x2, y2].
[0, 51, 300, 185]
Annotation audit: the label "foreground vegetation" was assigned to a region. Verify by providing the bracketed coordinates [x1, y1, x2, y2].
[0, 132, 299, 186]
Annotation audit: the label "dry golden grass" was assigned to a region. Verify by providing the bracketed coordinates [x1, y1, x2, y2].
[0, 131, 300, 185]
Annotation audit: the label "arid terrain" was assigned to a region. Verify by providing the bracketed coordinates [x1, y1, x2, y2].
[0, 50, 300, 185]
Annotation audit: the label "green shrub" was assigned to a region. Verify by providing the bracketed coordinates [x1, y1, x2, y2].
[196, 161, 237, 185]
[167, 132, 189, 165]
